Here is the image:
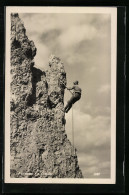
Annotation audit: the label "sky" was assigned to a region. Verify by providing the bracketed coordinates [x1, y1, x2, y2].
[19, 13, 111, 178]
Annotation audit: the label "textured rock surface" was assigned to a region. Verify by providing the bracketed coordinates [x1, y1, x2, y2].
[10, 13, 83, 178]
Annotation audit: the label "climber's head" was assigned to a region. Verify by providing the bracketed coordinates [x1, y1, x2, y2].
[73, 80, 79, 85]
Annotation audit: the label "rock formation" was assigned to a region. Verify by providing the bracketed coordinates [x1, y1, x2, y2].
[10, 13, 83, 178]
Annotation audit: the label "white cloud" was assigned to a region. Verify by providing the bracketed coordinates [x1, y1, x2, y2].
[20, 14, 57, 35]
[79, 154, 99, 167]
[34, 41, 51, 69]
[89, 66, 97, 73]
[78, 153, 110, 178]
[65, 106, 110, 150]
[65, 106, 110, 177]
[59, 25, 97, 48]
[20, 13, 96, 34]
[98, 84, 111, 94]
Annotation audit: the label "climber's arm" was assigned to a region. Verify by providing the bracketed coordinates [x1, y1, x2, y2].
[66, 86, 74, 90]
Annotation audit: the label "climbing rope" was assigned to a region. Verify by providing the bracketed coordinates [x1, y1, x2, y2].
[66, 86, 76, 176]
[67, 89, 75, 156]
[72, 104, 75, 156]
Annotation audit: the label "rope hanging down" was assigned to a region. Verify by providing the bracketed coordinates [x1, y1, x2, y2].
[63, 84, 75, 156]
[72, 105, 75, 156]
[67, 89, 75, 156]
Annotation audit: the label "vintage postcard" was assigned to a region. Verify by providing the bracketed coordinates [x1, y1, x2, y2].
[5, 6, 117, 184]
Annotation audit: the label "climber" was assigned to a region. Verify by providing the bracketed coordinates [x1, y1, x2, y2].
[64, 80, 82, 113]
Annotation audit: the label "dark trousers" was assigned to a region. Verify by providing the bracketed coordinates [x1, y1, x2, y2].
[65, 93, 81, 113]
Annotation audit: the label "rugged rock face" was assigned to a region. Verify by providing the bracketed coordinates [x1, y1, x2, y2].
[10, 13, 83, 178]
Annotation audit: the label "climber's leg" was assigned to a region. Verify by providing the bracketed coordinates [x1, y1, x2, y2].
[65, 103, 72, 113]
[64, 96, 74, 112]
[72, 93, 81, 104]
[65, 93, 81, 113]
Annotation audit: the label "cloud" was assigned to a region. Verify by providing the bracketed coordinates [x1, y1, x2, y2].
[20, 14, 58, 35]
[78, 153, 110, 178]
[19, 13, 110, 69]
[80, 101, 110, 117]
[65, 107, 110, 178]
[34, 42, 50, 70]
[39, 29, 61, 45]
[59, 24, 97, 48]
[89, 66, 97, 73]
[98, 84, 111, 94]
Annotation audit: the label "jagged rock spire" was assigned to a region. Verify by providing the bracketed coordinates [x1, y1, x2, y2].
[10, 13, 83, 178]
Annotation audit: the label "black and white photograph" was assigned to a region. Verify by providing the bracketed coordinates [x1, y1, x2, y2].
[5, 6, 117, 184]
